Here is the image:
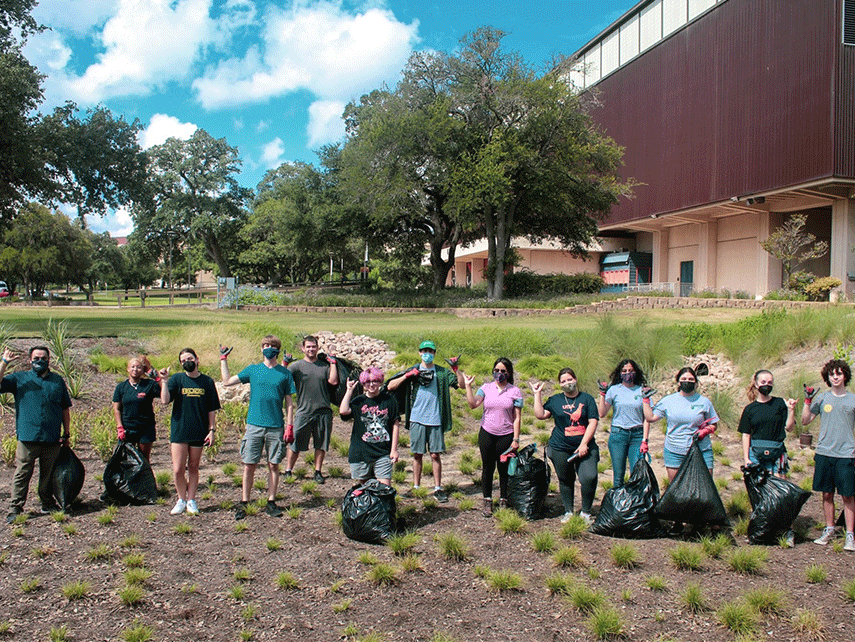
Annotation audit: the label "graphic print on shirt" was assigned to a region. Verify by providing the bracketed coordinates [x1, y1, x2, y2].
[360, 403, 390, 444]
[562, 401, 585, 437]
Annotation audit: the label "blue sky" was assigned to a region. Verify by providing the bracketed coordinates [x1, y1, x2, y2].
[24, 0, 630, 236]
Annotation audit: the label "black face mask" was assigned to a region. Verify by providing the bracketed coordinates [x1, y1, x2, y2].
[758, 385, 773, 396]
[678, 381, 696, 394]
[31, 358, 48, 374]
[182, 360, 197, 373]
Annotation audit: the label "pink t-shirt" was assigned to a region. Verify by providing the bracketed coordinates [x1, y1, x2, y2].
[477, 382, 524, 435]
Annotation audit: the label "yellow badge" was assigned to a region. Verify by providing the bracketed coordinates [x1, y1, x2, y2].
[824, 404, 833, 413]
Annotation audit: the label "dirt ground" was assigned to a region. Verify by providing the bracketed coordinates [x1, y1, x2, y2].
[0, 338, 853, 642]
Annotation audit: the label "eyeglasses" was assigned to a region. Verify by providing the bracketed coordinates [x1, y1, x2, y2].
[364, 379, 383, 384]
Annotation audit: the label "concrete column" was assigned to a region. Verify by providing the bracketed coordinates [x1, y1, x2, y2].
[697, 221, 717, 291]
[831, 197, 855, 297]
[756, 211, 782, 297]
[652, 228, 669, 284]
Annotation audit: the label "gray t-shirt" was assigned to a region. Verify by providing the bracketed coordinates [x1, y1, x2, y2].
[811, 391, 855, 458]
[288, 359, 331, 416]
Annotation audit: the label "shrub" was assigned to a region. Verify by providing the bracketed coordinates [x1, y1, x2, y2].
[585, 605, 626, 640]
[669, 543, 704, 571]
[566, 584, 606, 613]
[716, 600, 756, 635]
[485, 569, 524, 592]
[804, 276, 842, 301]
[727, 547, 767, 575]
[680, 581, 708, 612]
[435, 532, 469, 561]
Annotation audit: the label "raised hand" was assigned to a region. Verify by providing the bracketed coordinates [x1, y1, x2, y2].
[803, 383, 817, 402]
[463, 373, 475, 387]
[529, 381, 544, 395]
[444, 354, 461, 371]
[404, 366, 420, 379]
[641, 386, 656, 400]
[596, 379, 609, 395]
[219, 345, 233, 360]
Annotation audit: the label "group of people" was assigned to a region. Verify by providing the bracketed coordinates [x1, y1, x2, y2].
[2, 336, 853, 549]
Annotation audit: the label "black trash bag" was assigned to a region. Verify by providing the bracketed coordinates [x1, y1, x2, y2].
[103, 441, 158, 505]
[321, 354, 362, 406]
[341, 479, 397, 544]
[507, 443, 550, 520]
[591, 455, 667, 538]
[655, 439, 729, 526]
[52, 445, 85, 510]
[743, 463, 811, 544]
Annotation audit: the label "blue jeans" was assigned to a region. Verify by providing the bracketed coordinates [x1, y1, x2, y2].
[608, 426, 644, 487]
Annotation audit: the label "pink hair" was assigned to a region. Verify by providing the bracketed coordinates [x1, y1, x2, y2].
[358, 367, 384, 384]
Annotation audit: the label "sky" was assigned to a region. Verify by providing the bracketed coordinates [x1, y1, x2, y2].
[24, 0, 631, 236]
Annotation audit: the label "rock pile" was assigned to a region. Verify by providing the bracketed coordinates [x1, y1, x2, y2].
[684, 353, 741, 392]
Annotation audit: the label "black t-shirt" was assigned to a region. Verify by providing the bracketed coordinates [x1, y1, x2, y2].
[545, 391, 598, 452]
[167, 373, 221, 443]
[738, 396, 788, 442]
[344, 392, 399, 463]
[113, 379, 160, 433]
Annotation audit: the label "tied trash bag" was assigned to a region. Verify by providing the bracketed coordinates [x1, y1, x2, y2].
[743, 463, 810, 544]
[52, 445, 85, 510]
[322, 354, 362, 406]
[591, 455, 666, 538]
[655, 439, 729, 526]
[507, 443, 550, 520]
[103, 441, 158, 505]
[341, 479, 397, 544]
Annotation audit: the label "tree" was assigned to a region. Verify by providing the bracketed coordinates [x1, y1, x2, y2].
[0, 4, 148, 222]
[0, 203, 91, 299]
[136, 130, 251, 277]
[760, 213, 828, 285]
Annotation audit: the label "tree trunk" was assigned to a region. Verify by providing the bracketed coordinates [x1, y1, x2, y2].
[485, 206, 498, 299]
[202, 233, 231, 277]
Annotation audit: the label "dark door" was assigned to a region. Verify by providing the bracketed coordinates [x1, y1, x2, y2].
[679, 261, 693, 297]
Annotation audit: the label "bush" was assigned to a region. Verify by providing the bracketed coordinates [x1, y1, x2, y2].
[218, 286, 283, 309]
[764, 288, 807, 301]
[503, 270, 604, 297]
[682, 322, 715, 355]
[804, 276, 842, 301]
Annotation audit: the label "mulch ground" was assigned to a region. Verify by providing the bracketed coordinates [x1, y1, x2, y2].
[0, 338, 853, 642]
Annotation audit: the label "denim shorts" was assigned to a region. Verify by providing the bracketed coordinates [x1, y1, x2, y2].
[350, 457, 393, 481]
[663, 446, 713, 470]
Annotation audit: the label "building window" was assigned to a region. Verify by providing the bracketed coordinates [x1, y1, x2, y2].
[846, 0, 855, 45]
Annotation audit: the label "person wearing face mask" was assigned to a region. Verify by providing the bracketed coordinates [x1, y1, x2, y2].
[220, 335, 295, 520]
[285, 335, 338, 485]
[463, 358, 523, 516]
[112, 356, 163, 462]
[531, 368, 599, 524]
[801, 359, 855, 550]
[159, 348, 220, 516]
[387, 340, 464, 502]
[596, 359, 652, 489]
[0, 346, 71, 523]
[643, 366, 719, 481]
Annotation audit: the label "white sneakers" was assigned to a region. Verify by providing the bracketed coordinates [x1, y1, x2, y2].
[845, 532, 855, 552]
[813, 526, 835, 546]
[186, 500, 199, 516]
[170, 499, 187, 515]
[579, 511, 594, 526]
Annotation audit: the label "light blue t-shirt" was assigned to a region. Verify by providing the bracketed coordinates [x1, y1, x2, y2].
[810, 391, 855, 458]
[409, 365, 441, 426]
[652, 392, 718, 455]
[238, 363, 296, 429]
[604, 384, 645, 429]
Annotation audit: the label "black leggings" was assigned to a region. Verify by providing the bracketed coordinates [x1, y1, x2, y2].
[478, 428, 514, 499]
[549, 445, 600, 514]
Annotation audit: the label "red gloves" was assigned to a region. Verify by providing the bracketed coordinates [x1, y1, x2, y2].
[284, 424, 295, 444]
[641, 387, 655, 403]
[219, 345, 233, 360]
[282, 353, 294, 366]
[404, 367, 420, 379]
[639, 440, 649, 454]
[696, 418, 716, 440]
[596, 380, 609, 395]
[803, 384, 816, 404]
[117, 426, 126, 441]
[444, 355, 461, 372]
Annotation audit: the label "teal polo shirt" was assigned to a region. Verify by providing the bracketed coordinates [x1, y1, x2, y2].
[0, 370, 72, 442]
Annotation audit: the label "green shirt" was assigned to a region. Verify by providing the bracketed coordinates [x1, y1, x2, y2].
[0, 370, 71, 442]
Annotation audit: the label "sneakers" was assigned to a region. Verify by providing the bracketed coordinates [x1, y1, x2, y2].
[234, 501, 247, 521]
[39, 501, 61, 514]
[785, 530, 795, 548]
[284, 470, 293, 479]
[5, 508, 22, 525]
[170, 499, 187, 515]
[482, 498, 493, 518]
[433, 489, 449, 503]
[560, 512, 573, 523]
[185, 500, 199, 516]
[265, 500, 283, 518]
[313, 470, 325, 484]
[813, 526, 835, 545]
[579, 511, 594, 526]
[498, 498, 508, 509]
[845, 532, 855, 552]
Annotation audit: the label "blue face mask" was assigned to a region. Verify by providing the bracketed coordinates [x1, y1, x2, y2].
[262, 347, 280, 360]
[31, 358, 48, 374]
[420, 352, 434, 365]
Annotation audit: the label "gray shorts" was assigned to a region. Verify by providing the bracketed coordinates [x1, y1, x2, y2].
[350, 457, 393, 481]
[240, 424, 284, 465]
[290, 410, 332, 453]
[409, 422, 445, 454]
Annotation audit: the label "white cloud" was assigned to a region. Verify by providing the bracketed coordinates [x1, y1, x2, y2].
[139, 114, 198, 150]
[260, 137, 285, 169]
[256, 120, 270, 133]
[307, 100, 346, 147]
[32, 0, 121, 37]
[86, 207, 135, 237]
[193, 1, 419, 110]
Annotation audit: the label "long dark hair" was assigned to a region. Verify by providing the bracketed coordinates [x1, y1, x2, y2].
[609, 358, 647, 387]
[493, 357, 514, 384]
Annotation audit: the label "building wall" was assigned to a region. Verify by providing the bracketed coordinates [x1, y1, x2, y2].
[588, 0, 840, 226]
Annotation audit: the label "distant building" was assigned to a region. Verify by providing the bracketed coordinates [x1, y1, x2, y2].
[568, 0, 855, 297]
